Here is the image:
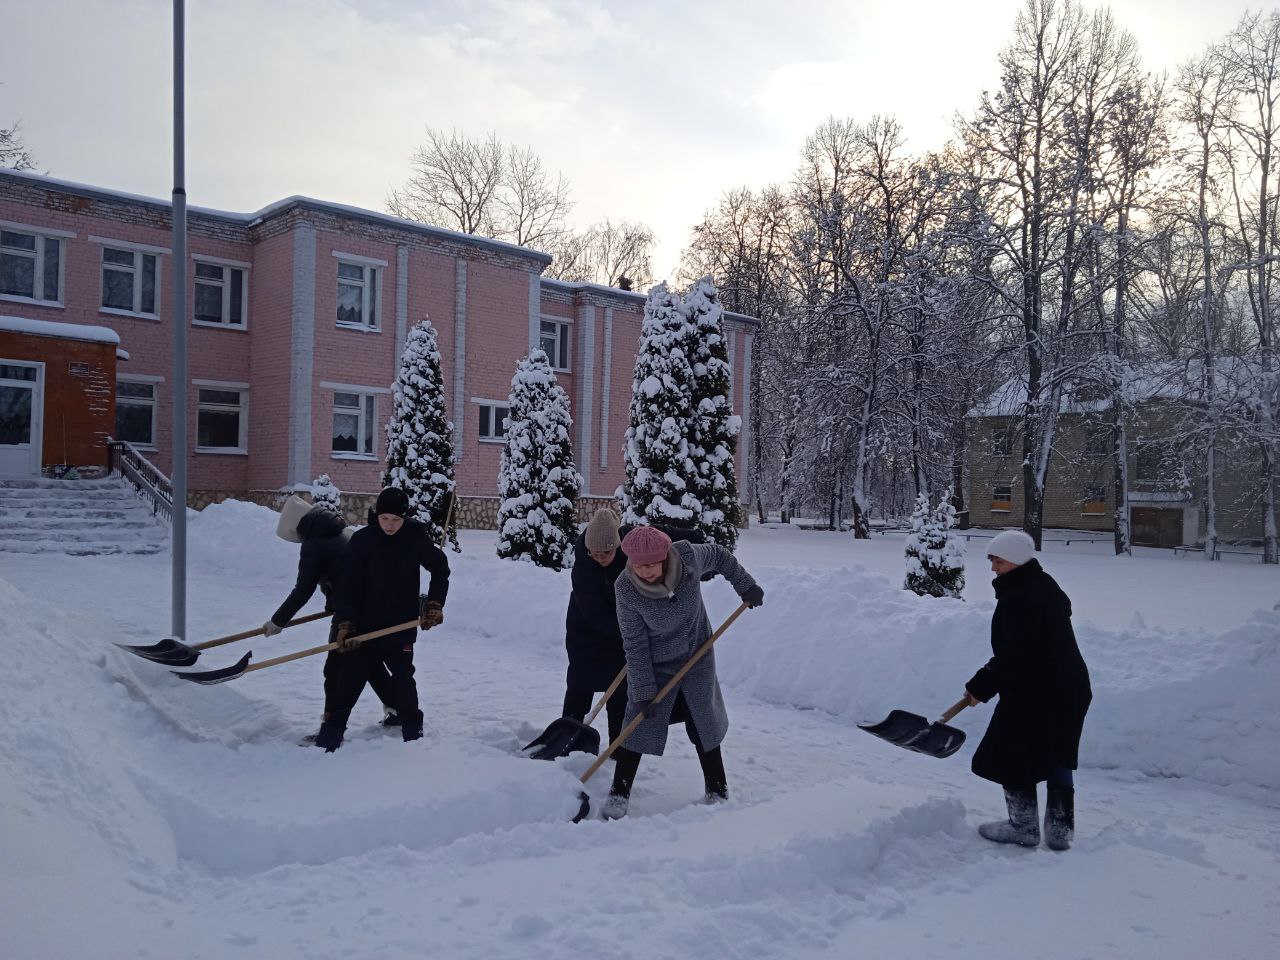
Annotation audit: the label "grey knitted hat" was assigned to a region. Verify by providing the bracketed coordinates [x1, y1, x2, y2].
[584, 508, 622, 552]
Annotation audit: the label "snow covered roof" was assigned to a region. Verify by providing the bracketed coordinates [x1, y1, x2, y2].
[0, 168, 554, 267]
[540, 277, 760, 326]
[0, 315, 120, 346]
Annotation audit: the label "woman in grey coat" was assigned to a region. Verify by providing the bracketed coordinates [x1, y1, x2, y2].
[604, 525, 764, 820]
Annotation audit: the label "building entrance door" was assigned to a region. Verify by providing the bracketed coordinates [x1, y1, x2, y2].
[1131, 506, 1183, 548]
[0, 359, 43, 478]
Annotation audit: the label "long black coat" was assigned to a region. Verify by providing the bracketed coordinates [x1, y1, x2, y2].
[966, 558, 1092, 787]
[272, 507, 348, 626]
[564, 523, 705, 691]
[334, 518, 450, 644]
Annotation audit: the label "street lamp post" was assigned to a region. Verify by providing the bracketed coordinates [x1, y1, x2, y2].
[171, 0, 188, 640]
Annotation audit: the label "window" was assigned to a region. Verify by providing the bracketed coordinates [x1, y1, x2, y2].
[193, 260, 247, 328]
[540, 318, 571, 371]
[1082, 485, 1107, 515]
[115, 380, 157, 448]
[336, 259, 380, 330]
[477, 401, 510, 442]
[196, 385, 247, 452]
[101, 247, 158, 316]
[1, 228, 63, 304]
[991, 424, 1013, 457]
[991, 484, 1012, 513]
[332, 391, 377, 457]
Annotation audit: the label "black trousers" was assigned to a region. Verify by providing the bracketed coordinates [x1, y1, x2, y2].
[322, 630, 422, 739]
[562, 675, 629, 744]
[610, 691, 727, 798]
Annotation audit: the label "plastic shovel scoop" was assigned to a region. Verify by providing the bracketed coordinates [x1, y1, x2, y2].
[858, 697, 970, 759]
[522, 666, 627, 761]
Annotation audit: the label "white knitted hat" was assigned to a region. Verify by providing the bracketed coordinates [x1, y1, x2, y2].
[987, 529, 1036, 565]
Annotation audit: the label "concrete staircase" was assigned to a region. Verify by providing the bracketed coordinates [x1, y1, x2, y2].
[0, 477, 168, 556]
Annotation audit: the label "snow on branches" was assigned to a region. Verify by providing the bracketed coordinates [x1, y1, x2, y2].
[904, 488, 966, 599]
[309, 474, 342, 513]
[383, 317, 459, 549]
[496, 349, 582, 570]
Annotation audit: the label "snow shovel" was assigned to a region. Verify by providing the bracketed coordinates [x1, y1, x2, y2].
[857, 697, 970, 759]
[117, 610, 332, 667]
[521, 666, 628, 761]
[171, 618, 421, 685]
[572, 601, 749, 822]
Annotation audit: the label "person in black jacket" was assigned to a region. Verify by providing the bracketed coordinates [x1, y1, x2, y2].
[267, 496, 401, 728]
[319, 487, 450, 752]
[561, 509, 705, 744]
[964, 530, 1092, 851]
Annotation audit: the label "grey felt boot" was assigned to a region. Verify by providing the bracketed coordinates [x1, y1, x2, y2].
[978, 786, 1041, 847]
[1044, 786, 1075, 851]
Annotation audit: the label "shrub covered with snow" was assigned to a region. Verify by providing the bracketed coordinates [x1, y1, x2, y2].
[496, 350, 582, 570]
[383, 317, 459, 549]
[903, 489, 966, 599]
[683, 277, 742, 548]
[622, 283, 700, 527]
[309, 474, 341, 512]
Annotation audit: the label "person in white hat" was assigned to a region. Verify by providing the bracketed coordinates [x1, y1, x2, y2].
[270, 495, 402, 735]
[962, 530, 1092, 851]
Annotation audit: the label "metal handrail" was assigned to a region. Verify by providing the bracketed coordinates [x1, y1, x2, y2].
[107, 438, 174, 523]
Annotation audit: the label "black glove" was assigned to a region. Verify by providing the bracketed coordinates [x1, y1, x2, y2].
[741, 584, 765, 608]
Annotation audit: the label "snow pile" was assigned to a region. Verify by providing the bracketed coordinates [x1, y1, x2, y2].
[187, 497, 298, 581]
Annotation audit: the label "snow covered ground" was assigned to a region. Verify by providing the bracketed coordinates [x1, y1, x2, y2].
[2, 502, 1278, 959]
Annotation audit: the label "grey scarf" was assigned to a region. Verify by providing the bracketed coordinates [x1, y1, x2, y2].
[624, 546, 683, 599]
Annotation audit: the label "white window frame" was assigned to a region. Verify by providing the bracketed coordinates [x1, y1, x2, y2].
[473, 397, 511, 443]
[95, 238, 165, 319]
[0, 221, 71, 307]
[539, 317, 571, 372]
[334, 253, 384, 332]
[329, 386, 381, 460]
[192, 255, 250, 330]
[193, 379, 248, 455]
[115, 375, 163, 451]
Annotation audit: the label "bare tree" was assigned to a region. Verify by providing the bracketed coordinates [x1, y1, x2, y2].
[494, 144, 573, 248]
[547, 220, 655, 288]
[388, 128, 505, 235]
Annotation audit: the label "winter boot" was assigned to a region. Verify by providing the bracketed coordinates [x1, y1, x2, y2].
[601, 792, 630, 820]
[381, 706, 402, 728]
[698, 746, 728, 804]
[313, 722, 344, 753]
[400, 710, 424, 743]
[1044, 786, 1075, 851]
[978, 786, 1040, 847]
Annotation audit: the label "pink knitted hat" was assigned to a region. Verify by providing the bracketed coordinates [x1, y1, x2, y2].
[621, 525, 672, 566]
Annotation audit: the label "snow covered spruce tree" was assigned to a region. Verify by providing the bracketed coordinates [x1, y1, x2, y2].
[904, 488, 965, 599]
[310, 474, 342, 512]
[495, 349, 582, 569]
[382, 317, 459, 549]
[622, 283, 701, 527]
[683, 277, 742, 547]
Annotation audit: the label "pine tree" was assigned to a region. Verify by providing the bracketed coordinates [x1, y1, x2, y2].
[383, 317, 459, 549]
[684, 277, 742, 547]
[622, 283, 701, 526]
[496, 349, 582, 569]
[310, 474, 342, 513]
[904, 488, 965, 599]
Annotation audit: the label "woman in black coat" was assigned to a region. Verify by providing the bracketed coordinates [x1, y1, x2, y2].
[964, 530, 1091, 851]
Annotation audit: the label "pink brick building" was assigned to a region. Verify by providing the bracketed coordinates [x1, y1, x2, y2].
[0, 169, 759, 525]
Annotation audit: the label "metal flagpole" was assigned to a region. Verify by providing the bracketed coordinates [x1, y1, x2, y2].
[171, 0, 188, 640]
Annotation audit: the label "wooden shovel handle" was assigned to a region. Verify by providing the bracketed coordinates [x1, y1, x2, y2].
[242, 618, 420, 675]
[580, 602, 749, 786]
[193, 610, 331, 651]
[938, 697, 970, 724]
[584, 666, 629, 725]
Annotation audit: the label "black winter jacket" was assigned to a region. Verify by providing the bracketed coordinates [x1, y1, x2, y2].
[966, 558, 1092, 786]
[334, 518, 450, 642]
[271, 507, 349, 627]
[564, 523, 705, 690]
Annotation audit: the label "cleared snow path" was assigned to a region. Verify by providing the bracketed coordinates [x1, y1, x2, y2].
[1, 504, 1277, 960]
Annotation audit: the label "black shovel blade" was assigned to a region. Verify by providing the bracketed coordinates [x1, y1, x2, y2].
[521, 716, 601, 761]
[116, 638, 200, 667]
[858, 709, 966, 759]
[171, 652, 252, 685]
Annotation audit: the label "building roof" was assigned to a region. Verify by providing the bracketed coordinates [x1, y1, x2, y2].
[0, 315, 120, 346]
[540, 278, 760, 326]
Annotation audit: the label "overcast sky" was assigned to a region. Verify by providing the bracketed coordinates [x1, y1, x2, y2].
[0, 0, 1260, 278]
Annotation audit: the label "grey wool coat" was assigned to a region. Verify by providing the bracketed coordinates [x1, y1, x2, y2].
[614, 540, 758, 755]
